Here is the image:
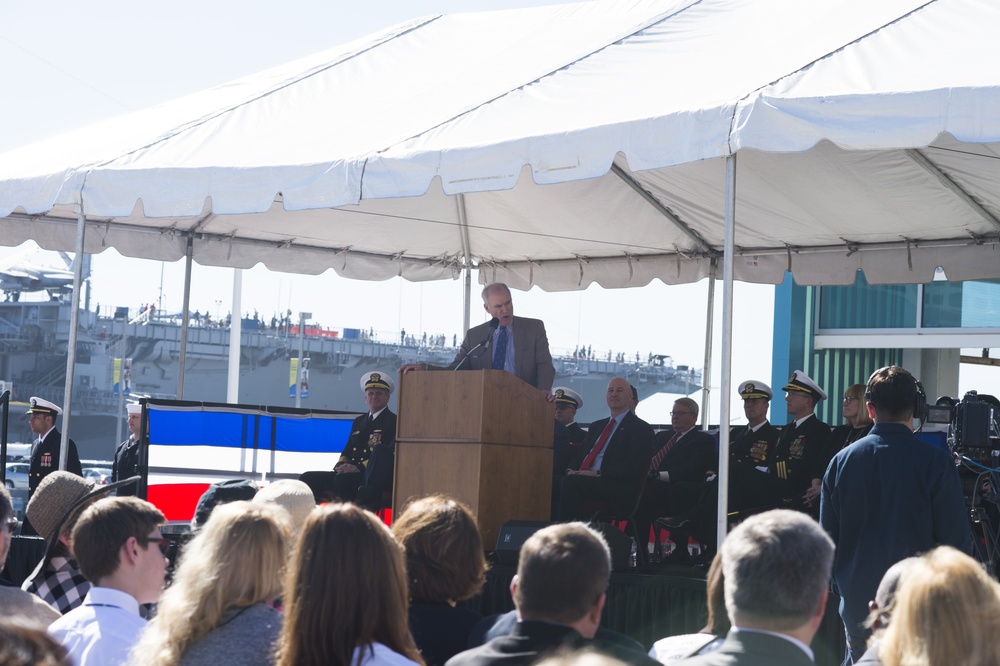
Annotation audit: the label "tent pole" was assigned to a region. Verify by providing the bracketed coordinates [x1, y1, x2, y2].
[227, 269, 243, 403]
[456, 194, 473, 333]
[701, 258, 717, 428]
[60, 212, 87, 469]
[177, 236, 193, 399]
[717, 154, 737, 550]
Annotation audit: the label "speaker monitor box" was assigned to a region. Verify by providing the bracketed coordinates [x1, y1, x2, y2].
[494, 520, 633, 571]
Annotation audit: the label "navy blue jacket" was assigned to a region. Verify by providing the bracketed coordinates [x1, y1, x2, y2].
[820, 422, 972, 639]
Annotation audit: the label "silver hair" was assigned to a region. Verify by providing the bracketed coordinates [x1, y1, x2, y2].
[481, 282, 512, 304]
[722, 509, 834, 630]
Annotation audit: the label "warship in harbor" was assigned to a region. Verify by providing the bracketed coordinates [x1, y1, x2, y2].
[0, 298, 701, 460]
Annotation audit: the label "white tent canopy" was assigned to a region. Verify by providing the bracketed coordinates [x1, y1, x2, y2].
[2, 0, 999, 290]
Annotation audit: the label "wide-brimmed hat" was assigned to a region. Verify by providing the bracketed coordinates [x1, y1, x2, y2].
[27, 471, 141, 543]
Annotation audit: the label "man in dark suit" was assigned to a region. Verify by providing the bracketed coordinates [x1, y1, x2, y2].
[633, 397, 716, 557]
[332, 370, 397, 503]
[27, 397, 82, 497]
[446, 522, 658, 666]
[681, 509, 834, 666]
[557, 377, 654, 521]
[401, 283, 555, 393]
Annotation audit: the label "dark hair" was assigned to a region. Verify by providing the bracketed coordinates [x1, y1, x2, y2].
[392, 495, 488, 603]
[515, 523, 610, 624]
[72, 497, 165, 582]
[0, 484, 12, 522]
[866, 366, 917, 422]
[277, 503, 424, 666]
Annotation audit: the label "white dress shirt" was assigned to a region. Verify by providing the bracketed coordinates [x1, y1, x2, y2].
[49, 586, 146, 666]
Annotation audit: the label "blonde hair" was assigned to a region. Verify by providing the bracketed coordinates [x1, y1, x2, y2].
[131, 501, 288, 666]
[879, 546, 1000, 666]
[844, 383, 874, 428]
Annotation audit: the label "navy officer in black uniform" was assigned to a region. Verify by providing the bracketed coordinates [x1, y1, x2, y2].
[111, 402, 143, 496]
[553, 387, 587, 444]
[334, 370, 397, 504]
[27, 397, 82, 497]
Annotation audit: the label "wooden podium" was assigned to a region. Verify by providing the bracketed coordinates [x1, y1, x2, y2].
[394, 370, 554, 547]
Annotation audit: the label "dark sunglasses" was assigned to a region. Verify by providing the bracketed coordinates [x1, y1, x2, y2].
[141, 536, 170, 556]
[3, 518, 17, 534]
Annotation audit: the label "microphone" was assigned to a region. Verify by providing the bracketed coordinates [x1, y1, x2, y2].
[454, 318, 499, 371]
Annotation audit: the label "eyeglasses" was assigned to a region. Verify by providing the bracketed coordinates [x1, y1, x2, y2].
[141, 536, 170, 556]
[842, 396, 857, 403]
[670, 411, 693, 416]
[2, 518, 16, 535]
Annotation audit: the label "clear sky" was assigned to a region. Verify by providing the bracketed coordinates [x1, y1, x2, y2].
[1, 1, 988, 423]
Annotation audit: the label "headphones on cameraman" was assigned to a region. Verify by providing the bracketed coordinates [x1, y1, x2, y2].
[865, 367, 927, 422]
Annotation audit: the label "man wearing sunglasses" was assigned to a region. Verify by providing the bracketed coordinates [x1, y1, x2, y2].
[49, 496, 167, 666]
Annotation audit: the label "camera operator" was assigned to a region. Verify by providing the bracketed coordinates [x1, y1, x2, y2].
[820, 366, 972, 665]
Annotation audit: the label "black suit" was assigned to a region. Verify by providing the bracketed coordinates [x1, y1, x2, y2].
[447, 620, 659, 666]
[445, 316, 555, 391]
[635, 428, 717, 548]
[332, 408, 396, 502]
[680, 630, 814, 666]
[566, 422, 587, 445]
[28, 428, 82, 496]
[557, 411, 654, 521]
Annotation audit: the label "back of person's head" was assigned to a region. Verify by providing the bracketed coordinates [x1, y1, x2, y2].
[879, 546, 1000, 666]
[392, 495, 488, 604]
[72, 496, 165, 582]
[134, 500, 288, 666]
[0, 618, 71, 666]
[252, 479, 315, 541]
[866, 557, 919, 636]
[533, 649, 628, 666]
[845, 383, 874, 428]
[722, 509, 834, 631]
[191, 479, 258, 531]
[515, 522, 610, 625]
[277, 503, 424, 666]
[865, 366, 918, 423]
[704, 552, 730, 637]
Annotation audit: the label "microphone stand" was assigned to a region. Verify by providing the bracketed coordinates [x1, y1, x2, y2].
[454, 319, 498, 371]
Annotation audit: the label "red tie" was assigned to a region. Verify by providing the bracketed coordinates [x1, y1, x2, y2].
[580, 418, 617, 471]
[650, 432, 681, 471]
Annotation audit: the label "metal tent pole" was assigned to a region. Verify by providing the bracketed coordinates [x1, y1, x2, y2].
[177, 236, 193, 399]
[227, 269, 243, 403]
[716, 154, 737, 550]
[60, 211, 87, 469]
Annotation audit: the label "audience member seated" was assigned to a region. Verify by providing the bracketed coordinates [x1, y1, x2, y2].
[680, 509, 834, 666]
[558, 378, 654, 521]
[131, 501, 287, 666]
[803, 383, 872, 516]
[635, 397, 715, 561]
[251, 479, 316, 541]
[648, 552, 727, 662]
[869, 546, 1000, 666]
[190, 479, 258, 532]
[0, 617, 72, 666]
[393, 496, 488, 666]
[553, 387, 587, 444]
[49, 497, 167, 666]
[22, 472, 126, 614]
[446, 522, 658, 666]
[0, 485, 60, 626]
[853, 558, 918, 666]
[276, 503, 425, 666]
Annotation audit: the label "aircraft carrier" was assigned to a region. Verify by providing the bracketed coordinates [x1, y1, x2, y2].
[0, 299, 701, 460]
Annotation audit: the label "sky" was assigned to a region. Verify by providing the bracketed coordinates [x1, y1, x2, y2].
[0, 0, 993, 425]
